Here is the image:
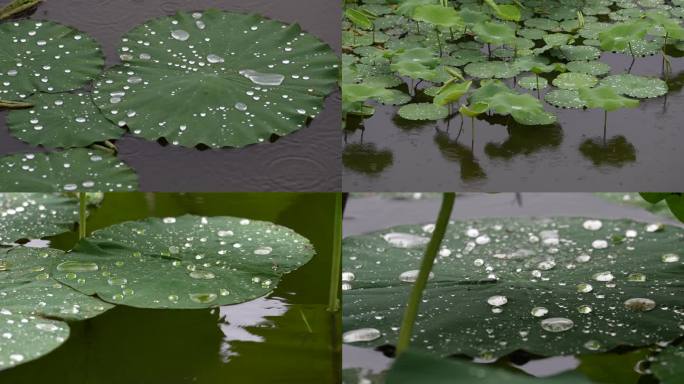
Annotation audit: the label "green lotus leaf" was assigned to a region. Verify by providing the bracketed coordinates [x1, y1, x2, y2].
[600, 74, 668, 98]
[615, 38, 664, 56]
[345, 8, 373, 30]
[470, 82, 556, 125]
[6, 92, 124, 148]
[494, 4, 521, 22]
[578, 86, 640, 112]
[394, 47, 440, 68]
[343, 30, 373, 47]
[646, 10, 684, 39]
[518, 28, 546, 40]
[459, 8, 489, 25]
[91, 10, 338, 148]
[385, 349, 592, 384]
[464, 61, 520, 79]
[545, 89, 587, 109]
[565, 60, 611, 76]
[377, 89, 412, 106]
[433, 81, 471, 107]
[0, 149, 139, 192]
[543, 33, 573, 47]
[524, 18, 560, 31]
[472, 21, 516, 46]
[52, 215, 315, 309]
[518, 76, 548, 91]
[390, 61, 439, 81]
[552, 73, 599, 90]
[469, 79, 512, 104]
[651, 345, 684, 384]
[412, 4, 463, 29]
[343, 217, 684, 358]
[445, 49, 486, 67]
[396, 0, 439, 18]
[599, 20, 651, 52]
[0, 193, 79, 244]
[342, 83, 395, 104]
[0, 247, 113, 370]
[558, 45, 602, 61]
[579, 21, 612, 40]
[398, 103, 448, 120]
[458, 102, 489, 117]
[512, 56, 551, 72]
[363, 75, 404, 89]
[0, 20, 104, 101]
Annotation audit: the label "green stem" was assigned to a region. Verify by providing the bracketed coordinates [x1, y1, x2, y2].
[396, 193, 455, 356]
[327, 193, 343, 313]
[78, 192, 87, 240]
[0, 0, 41, 20]
[0, 99, 32, 109]
[536, 74, 540, 99]
[435, 28, 442, 57]
[89, 144, 115, 154]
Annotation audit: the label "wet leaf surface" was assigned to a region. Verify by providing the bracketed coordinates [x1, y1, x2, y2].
[0, 193, 78, 244]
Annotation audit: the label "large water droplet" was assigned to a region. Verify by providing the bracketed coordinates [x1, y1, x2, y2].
[189, 270, 215, 280]
[207, 54, 224, 63]
[624, 298, 656, 312]
[662, 253, 679, 263]
[592, 271, 614, 282]
[35, 323, 59, 332]
[56, 261, 98, 273]
[107, 277, 127, 286]
[577, 283, 593, 293]
[627, 273, 646, 282]
[592, 240, 608, 249]
[487, 295, 507, 306]
[235, 102, 247, 111]
[343, 328, 381, 343]
[584, 340, 601, 351]
[577, 305, 592, 314]
[583, 220, 603, 231]
[342, 271, 355, 282]
[531, 307, 548, 317]
[189, 293, 217, 303]
[399, 269, 434, 283]
[540, 317, 574, 332]
[239, 69, 285, 86]
[254, 246, 272, 255]
[171, 29, 189, 41]
[382, 232, 429, 248]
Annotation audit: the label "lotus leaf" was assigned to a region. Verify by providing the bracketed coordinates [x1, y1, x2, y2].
[600, 74, 668, 99]
[397, 103, 448, 120]
[552, 73, 598, 90]
[0, 193, 79, 244]
[651, 345, 684, 384]
[545, 89, 587, 109]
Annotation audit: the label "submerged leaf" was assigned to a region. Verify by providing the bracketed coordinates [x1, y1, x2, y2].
[0, 149, 139, 192]
[53, 215, 315, 309]
[0, 193, 79, 244]
[343, 217, 684, 358]
[0, 20, 104, 101]
[91, 10, 338, 148]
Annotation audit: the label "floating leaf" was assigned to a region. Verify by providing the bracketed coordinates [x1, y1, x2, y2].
[565, 61, 611, 76]
[53, 215, 315, 309]
[0, 193, 79, 244]
[398, 103, 449, 121]
[599, 20, 651, 52]
[458, 102, 489, 117]
[0, 247, 113, 370]
[558, 45, 601, 61]
[472, 21, 516, 46]
[651, 345, 684, 384]
[91, 10, 338, 148]
[0, 20, 104, 101]
[433, 81, 471, 107]
[412, 5, 463, 29]
[6, 92, 124, 148]
[345, 8, 373, 30]
[518, 76, 548, 91]
[545, 89, 587, 109]
[578, 86, 639, 112]
[0, 149, 139, 192]
[552, 73, 598, 90]
[464, 61, 520, 79]
[600, 74, 668, 99]
[343, 217, 684, 358]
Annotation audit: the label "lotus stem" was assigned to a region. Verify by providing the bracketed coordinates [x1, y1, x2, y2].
[536, 74, 541, 99]
[0, 99, 32, 109]
[487, 43, 492, 58]
[449, 27, 455, 41]
[104, 140, 117, 151]
[0, 0, 41, 20]
[327, 192, 343, 313]
[603, 110, 608, 145]
[90, 144, 115, 154]
[435, 28, 442, 57]
[471, 117, 475, 150]
[299, 308, 313, 333]
[396, 193, 455, 356]
[78, 192, 87, 240]
[416, 21, 420, 34]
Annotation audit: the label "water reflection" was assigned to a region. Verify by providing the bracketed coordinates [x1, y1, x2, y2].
[579, 136, 637, 167]
[342, 142, 394, 175]
[483, 116, 563, 160]
[433, 130, 487, 182]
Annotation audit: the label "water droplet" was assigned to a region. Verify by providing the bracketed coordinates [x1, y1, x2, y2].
[662, 253, 679, 263]
[168, 246, 180, 254]
[207, 54, 224, 63]
[475, 235, 490, 245]
[254, 246, 272, 255]
[9, 354, 24, 363]
[107, 277, 127, 286]
[399, 270, 434, 283]
[239, 69, 285, 86]
[592, 271, 614, 282]
[127, 76, 142, 84]
[189, 270, 215, 279]
[583, 220, 603, 230]
[625, 229, 638, 238]
[576, 254, 591, 263]
[624, 298, 656, 312]
[35, 323, 59, 332]
[63, 184, 77, 191]
[474, 258, 484, 266]
[531, 307, 548, 317]
[466, 228, 480, 238]
[540, 317, 574, 332]
[171, 29, 190, 41]
[168, 294, 179, 302]
[577, 283, 593, 293]
[112, 293, 124, 301]
[592, 240, 608, 249]
[189, 293, 217, 303]
[578, 305, 592, 314]
[235, 102, 247, 111]
[540, 230, 559, 246]
[342, 271, 355, 282]
[487, 295, 507, 306]
[382, 233, 429, 248]
[627, 273, 646, 282]
[56, 261, 99, 273]
[646, 223, 664, 232]
[163, 217, 176, 224]
[7, 69, 17, 76]
[584, 340, 601, 351]
[343, 328, 381, 343]
[220, 289, 230, 296]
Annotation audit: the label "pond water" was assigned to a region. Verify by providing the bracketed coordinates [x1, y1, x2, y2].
[0, 0, 341, 192]
[0, 193, 340, 383]
[343, 52, 684, 192]
[342, 192, 682, 383]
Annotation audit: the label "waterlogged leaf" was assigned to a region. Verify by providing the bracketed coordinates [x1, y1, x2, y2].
[386, 349, 592, 384]
[412, 5, 463, 29]
[518, 76, 548, 91]
[343, 217, 684, 358]
[472, 21, 516, 45]
[565, 61, 611, 76]
[0, 20, 104, 101]
[600, 74, 668, 99]
[558, 45, 601, 61]
[92, 10, 338, 148]
[651, 345, 684, 384]
[464, 61, 520, 79]
[0, 247, 113, 370]
[599, 20, 651, 52]
[397, 103, 448, 120]
[0, 193, 78, 244]
[552, 73, 598, 90]
[6, 92, 124, 148]
[578, 86, 639, 112]
[53, 215, 315, 309]
[545, 89, 587, 109]
[433, 81, 471, 107]
[0, 149, 139, 192]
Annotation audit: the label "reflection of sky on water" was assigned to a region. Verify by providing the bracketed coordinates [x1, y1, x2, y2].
[218, 296, 288, 362]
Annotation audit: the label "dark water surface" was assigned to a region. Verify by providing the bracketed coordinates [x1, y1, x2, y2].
[0, 193, 340, 384]
[343, 53, 684, 192]
[0, 0, 341, 192]
[342, 193, 682, 382]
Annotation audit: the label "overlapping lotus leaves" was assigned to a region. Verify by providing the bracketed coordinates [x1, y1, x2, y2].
[0, 193, 78, 244]
[0, 247, 113, 370]
[6, 92, 124, 148]
[0, 149, 139, 192]
[472, 21, 516, 45]
[433, 81, 471, 106]
[345, 8, 374, 30]
[557, 45, 601, 61]
[52, 215, 315, 309]
[651, 345, 684, 384]
[565, 60, 611, 76]
[545, 89, 587, 109]
[552, 73, 598, 90]
[579, 86, 640, 112]
[600, 74, 668, 99]
[599, 20, 651, 52]
[470, 80, 555, 125]
[398, 103, 448, 120]
[343, 217, 684, 358]
[412, 4, 463, 28]
[0, 20, 104, 101]
[91, 10, 338, 148]
[518, 76, 548, 90]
